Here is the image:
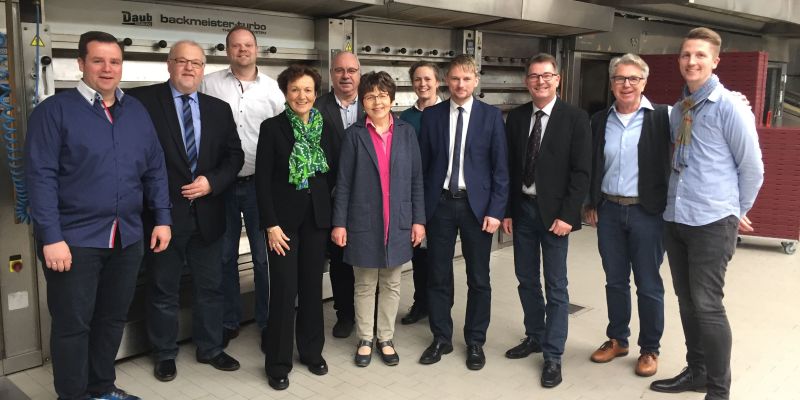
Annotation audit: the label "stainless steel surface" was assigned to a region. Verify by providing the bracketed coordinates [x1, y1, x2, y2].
[1, 0, 44, 376]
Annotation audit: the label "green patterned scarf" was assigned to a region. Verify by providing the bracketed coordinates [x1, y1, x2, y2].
[286, 104, 328, 190]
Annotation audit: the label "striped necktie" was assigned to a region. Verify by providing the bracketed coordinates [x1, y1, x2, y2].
[181, 94, 197, 176]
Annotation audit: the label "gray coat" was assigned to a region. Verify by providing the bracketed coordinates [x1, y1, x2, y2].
[332, 118, 425, 268]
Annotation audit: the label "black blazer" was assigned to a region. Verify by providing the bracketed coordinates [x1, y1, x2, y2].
[128, 82, 244, 243]
[314, 92, 364, 143]
[255, 111, 337, 232]
[588, 104, 671, 215]
[505, 98, 592, 230]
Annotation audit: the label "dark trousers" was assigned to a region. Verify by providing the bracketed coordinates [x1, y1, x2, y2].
[147, 218, 224, 361]
[511, 198, 569, 362]
[427, 194, 493, 345]
[39, 239, 143, 400]
[328, 242, 355, 322]
[264, 205, 326, 378]
[411, 247, 429, 308]
[664, 216, 738, 400]
[597, 201, 665, 353]
[221, 180, 269, 330]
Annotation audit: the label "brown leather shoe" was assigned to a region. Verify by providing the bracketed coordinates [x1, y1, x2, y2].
[635, 352, 658, 377]
[590, 339, 629, 363]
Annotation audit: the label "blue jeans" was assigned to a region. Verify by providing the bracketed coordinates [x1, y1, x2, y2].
[664, 216, 739, 400]
[221, 179, 269, 330]
[38, 239, 142, 400]
[596, 200, 665, 353]
[511, 197, 569, 362]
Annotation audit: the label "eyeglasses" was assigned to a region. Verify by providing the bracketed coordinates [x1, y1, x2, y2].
[363, 93, 391, 103]
[170, 58, 205, 69]
[611, 75, 644, 85]
[526, 72, 558, 82]
[333, 67, 359, 75]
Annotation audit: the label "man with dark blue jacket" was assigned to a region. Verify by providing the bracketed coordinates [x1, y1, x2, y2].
[25, 31, 171, 400]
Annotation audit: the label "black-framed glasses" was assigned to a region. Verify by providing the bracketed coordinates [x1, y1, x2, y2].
[170, 58, 205, 69]
[526, 72, 558, 82]
[611, 75, 644, 85]
[333, 67, 359, 75]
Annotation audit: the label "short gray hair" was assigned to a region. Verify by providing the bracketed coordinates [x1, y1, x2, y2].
[608, 53, 649, 79]
[168, 40, 207, 63]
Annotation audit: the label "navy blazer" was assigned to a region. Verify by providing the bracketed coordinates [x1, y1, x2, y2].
[332, 118, 425, 268]
[419, 99, 509, 223]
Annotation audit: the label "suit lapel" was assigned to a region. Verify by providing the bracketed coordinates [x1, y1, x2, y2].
[159, 83, 190, 167]
[517, 103, 533, 166]
[279, 113, 295, 146]
[356, 125, 380, 170]
[197, 93, 211, 168]
[464, 99, 479, 154]
[324, 95, 345, 137]
[540, 99, 562, 151]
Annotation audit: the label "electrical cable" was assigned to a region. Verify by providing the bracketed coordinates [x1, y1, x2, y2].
[1, 31, 31, 223]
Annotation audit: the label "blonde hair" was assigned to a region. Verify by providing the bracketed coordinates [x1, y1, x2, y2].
[447, 54, 478, 77]
[684, 27, 722, 55]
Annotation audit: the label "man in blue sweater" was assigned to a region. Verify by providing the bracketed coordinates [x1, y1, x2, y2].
[25, 31, 172, 400]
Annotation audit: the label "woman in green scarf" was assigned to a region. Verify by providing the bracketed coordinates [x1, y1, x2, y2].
[255, 64, 338, 391]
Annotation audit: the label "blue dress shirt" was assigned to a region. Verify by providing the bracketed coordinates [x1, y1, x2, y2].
[601, 96, 656, 197]
[664, 83, 764, 226]
[170, 82, 202, 153]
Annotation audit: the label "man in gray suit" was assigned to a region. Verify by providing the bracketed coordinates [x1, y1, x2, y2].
[314, 51, 363, 338]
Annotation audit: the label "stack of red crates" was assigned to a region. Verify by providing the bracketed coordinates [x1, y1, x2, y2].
[747, 128, 800, 247]
[640, 52, 798, 252]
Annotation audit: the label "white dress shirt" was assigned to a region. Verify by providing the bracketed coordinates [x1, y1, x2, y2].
[201, 67, 285, 177]
[443, 97, 474, 191]
[523, 96, 557, 196]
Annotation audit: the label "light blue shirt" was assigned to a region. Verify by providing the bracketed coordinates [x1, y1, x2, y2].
[335, 94, 359, 130]
[601, 96, 655, 197]
[169, 81, 202, 154]
[664, 83, 764, 226]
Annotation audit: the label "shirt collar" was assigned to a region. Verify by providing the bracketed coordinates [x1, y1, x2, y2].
[366, 114, 394, 131]
[450, 96, 474, 113]
[414, 96, 442, 111]
[532, 96, 556, 116]
[77, 79, 124, 105]
[169, 80, 199, 102]
[609, 95, 655, 115]
[224, 66, 262, 83]
[335, 93, 358, 109]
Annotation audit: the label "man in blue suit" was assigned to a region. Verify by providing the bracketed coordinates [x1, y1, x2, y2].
[417, 54, 509, 371]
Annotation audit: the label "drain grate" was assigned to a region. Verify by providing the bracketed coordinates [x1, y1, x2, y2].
[568, 303, 590, 316]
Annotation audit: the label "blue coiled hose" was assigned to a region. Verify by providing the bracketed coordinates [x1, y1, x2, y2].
[0, 32, 31, 223]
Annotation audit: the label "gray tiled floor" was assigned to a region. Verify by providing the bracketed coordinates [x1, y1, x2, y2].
[7, 229, 800, 399]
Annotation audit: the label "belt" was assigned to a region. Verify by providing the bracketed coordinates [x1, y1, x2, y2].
[442, 189, 468, 199]
[236, 175, 254, 183]
[603, 193, 640, 206]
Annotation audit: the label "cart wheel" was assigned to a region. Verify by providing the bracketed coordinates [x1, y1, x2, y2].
[781, 241, 796, 255]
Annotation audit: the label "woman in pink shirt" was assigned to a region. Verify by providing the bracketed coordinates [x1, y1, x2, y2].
[331, 71, 426, 367]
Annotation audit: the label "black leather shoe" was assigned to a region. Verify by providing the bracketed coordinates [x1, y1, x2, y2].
[650, 367, 707, 393]
[332, 319, 355, 338]
[267, 375, 289, 391]
[378, 340, 400, 366]
[419, 339, 453, 365]
[505, 336, 542, 359]
[154, 359, 176, 382]
[301, 358, 328, 376]
[198, 352, 240, 371]
[400, 303, 428, 325]
[541, 360, 563, 388]
[354, 339, 373, 367]
[222, 327, 239, 348]
[465, 344, 486, 370]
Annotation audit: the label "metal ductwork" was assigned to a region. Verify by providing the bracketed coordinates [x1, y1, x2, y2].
[184, 0, 616, 35]
[578, 0, 800, 37]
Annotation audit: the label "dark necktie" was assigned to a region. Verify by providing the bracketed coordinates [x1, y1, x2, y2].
[181, 94, 198, 177]
[449, 106, 465, 194]
[523, 110, 545, 187]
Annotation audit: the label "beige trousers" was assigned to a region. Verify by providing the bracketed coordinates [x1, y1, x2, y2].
[353, 265, 403, 342]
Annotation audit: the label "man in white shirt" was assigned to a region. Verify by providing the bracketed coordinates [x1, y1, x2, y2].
[201, 26, 285, 349]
